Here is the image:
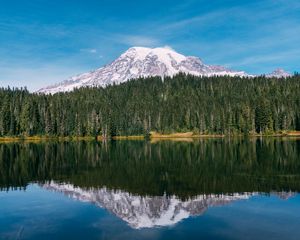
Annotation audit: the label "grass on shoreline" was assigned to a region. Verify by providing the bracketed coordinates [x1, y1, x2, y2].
[0, 131, 299, 143]
[149, 131, 224, 138]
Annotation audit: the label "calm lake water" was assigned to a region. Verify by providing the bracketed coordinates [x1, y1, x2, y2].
[0, 138, 300, 239]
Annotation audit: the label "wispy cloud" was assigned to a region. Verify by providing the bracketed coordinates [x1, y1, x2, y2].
[161, 0, 299, 30]
[115, 34, 161, 47]
[157, 9, 231, 32]
[0, 0, 299, 90]
[227, 49, 300, 67]
[0, 64, 88, 91]
[80, 48, 97, 54]
[0, 20, 69, 39]
[0, 50, 103, 91]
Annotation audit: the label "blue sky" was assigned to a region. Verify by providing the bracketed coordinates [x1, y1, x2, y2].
[0, 0, 299, 91]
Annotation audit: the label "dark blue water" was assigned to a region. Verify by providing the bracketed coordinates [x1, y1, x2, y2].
[0, 139, 300, 239]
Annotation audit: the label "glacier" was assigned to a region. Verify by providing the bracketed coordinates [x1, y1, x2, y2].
[37, 47, 291, 94]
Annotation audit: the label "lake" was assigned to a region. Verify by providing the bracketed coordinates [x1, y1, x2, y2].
[0, 138, 300, 239]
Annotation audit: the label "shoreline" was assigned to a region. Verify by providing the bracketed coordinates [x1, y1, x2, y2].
[0, 131, 299, 143]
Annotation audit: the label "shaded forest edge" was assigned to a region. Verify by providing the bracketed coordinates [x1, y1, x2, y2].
[1, 73, 300, 139]
[1, 132, 300, 143]
[1, 139, 300, 197]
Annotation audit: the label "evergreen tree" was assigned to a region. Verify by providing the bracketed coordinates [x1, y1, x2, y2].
[0, 74, 299, 137]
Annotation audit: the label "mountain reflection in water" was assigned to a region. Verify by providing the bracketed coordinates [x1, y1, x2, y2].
[42, 181, 295, 229]
[0, 138, 300, 230]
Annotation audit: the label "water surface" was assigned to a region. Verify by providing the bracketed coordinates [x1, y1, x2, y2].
[0, 138, 300, 239]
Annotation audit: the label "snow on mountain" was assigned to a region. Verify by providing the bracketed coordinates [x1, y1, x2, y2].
[42, 181, 254, 229]
[265, 68, 292, 78]
[42, 182, 296, 228]
[37, 46, 248, 94]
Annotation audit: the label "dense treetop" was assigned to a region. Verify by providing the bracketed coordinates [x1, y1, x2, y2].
[0, 74, 300, 137]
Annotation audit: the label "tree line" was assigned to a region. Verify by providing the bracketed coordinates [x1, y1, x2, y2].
[1, 139, 300, 196]
[0, 73, 300, 137]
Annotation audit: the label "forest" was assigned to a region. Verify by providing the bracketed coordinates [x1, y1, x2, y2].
[0, 73, 300, 137]
[1, 139, 300, 196]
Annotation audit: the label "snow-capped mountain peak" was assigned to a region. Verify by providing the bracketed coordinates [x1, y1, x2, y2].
[42, 182, 295, 229]
[37, 47, 292, 94]
[122, 46, 187, 63]
[42, 182, 253, 229]
[37, 46, 247, 94]
[266, 68, 292, 78]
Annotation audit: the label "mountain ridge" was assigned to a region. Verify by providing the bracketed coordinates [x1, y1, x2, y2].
[42, 182, 254, 229]
[37, 47, 291, 94]
[42, 182, 295, 229]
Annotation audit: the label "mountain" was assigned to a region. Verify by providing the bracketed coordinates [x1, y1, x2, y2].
[40, 181, 295, 229]
[42, 182, 295, 228]
[42, 182, 254, 229]
[37, 47, 248, 94]
[265, 68, 292, 78]
[37, 47, 292, 94]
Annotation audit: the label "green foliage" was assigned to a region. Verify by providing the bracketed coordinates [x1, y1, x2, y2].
[0, 74, 299, 137]
[1, 139, 300, 197]
[255, 99, 272, 133]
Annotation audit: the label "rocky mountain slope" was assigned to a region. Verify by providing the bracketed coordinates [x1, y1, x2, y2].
[265, 68, 292, 78]
[43, 182, 294, 228]
[37, 47, 249, 94]
[42, 182, 254, 228]
[37, 47, 291, 94]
